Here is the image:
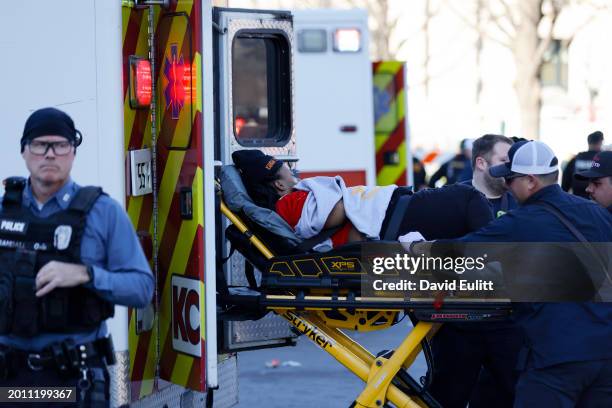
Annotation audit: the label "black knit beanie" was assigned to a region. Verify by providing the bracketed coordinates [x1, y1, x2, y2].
[21, 107, 82, 152]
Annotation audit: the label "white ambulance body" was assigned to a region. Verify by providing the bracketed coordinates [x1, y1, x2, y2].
[293, 9, 376, 186]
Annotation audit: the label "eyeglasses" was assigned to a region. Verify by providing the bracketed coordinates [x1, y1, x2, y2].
[504, 174, 527, 184]
[28, 140, 73, 156]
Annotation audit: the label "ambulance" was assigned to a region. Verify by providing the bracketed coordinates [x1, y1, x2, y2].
[1, 0, 301, 406]
[2, 2, 482, 407]
[293, 9, 413, 187]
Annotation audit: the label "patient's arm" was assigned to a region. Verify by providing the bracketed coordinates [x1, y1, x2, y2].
[324, 199, 347, 228]
[324, 199, 364, 242]
[347, 226, 365, 242]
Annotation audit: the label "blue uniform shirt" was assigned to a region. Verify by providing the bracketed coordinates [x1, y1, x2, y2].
[454, 184, 612, 369]
[0, 180, 154, 351]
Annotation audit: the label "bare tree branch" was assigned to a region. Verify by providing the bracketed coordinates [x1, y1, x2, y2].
[444, 0, 478, 31]
[445, 0, 513, 46]
[483, 28, 513, 48]
[531, 3, 560, 79]
[388, 15, 401, 33]
[344, 0, 361, 7]
[564, 4, 603, 47]
[497, 0, 519, 29]
[395, 37, 410, 54]
[515, 0, 541, 26]
[485, 9, 515, 41]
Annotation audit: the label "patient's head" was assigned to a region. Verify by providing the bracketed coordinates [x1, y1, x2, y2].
[232, 149, 299, 210]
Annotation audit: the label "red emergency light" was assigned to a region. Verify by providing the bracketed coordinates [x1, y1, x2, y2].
[234, 115, 246, 136]
[129, 56, 153, 109]
[163, 44, 193, 120]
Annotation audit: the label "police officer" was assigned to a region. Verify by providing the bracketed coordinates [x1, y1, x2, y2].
[575, 151, 612, 213]
[561, 130, 604, 198]
[412, 140, 612, 407]
[430, 134, 522, 408]
[428, 138, 473, 187]
[0, 108, 154, 406]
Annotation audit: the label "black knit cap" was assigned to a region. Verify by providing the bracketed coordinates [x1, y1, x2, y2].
[232, 150, 283, 183]
[21, 107, 83, 152]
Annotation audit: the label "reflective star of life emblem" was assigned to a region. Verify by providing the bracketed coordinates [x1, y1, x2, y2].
[373, 87, 392, 124]
[164, 43, 186, 120]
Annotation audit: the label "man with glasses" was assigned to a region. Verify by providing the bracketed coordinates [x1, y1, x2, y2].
[0, 108, 153, 406]
[409, 140, 612, 407]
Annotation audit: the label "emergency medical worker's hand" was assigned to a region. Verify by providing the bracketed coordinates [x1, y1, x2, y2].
[35, 261, 90, 297]
[398, 231, 425, 251]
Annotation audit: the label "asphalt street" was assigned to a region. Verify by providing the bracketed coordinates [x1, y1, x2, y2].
[236, 320, 428, 407]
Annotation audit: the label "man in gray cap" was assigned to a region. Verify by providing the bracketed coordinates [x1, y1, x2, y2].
[0, 108, 153, 406]
[575, 150, 612, 213]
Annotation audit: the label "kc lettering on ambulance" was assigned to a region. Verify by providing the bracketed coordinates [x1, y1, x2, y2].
[122, 0, 205, 399]
[171, 275, 203, 357]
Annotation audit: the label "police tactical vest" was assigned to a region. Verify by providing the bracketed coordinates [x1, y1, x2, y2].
[0, 177, 114, 337]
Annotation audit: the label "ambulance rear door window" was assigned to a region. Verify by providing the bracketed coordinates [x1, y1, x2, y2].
[232, 31, 291, 147]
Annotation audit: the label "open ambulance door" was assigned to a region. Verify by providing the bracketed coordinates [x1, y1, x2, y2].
[123, 1, 233, 405]
[212, 7, 299, 352]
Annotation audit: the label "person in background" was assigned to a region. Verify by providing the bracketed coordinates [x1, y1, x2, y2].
[412, 156, 428, 191]
[466, 134, 517, 217]
[431, 134, 523, 408]
[575, 150, 612, 213]
[562, 130, 604, 198]
[428, 138, 473, 187]
[408, 140, 612, 408]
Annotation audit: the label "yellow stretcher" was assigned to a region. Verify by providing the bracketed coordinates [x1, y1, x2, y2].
[217, 183, 511, 408]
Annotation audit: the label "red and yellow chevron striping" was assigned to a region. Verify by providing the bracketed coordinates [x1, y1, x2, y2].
[122, 0, 206, 400]
[373, 61, 407, 186]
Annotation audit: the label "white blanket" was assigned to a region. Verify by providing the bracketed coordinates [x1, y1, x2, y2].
[294, 176, 396, 250]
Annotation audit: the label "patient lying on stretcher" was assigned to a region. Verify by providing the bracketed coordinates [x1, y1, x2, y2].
[232, 150, 494, 250]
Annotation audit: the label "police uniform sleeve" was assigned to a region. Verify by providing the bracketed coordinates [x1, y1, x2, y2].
[81, 196, 154, 308]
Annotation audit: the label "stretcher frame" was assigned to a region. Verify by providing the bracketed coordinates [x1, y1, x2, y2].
[220, 199, 441, 407]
